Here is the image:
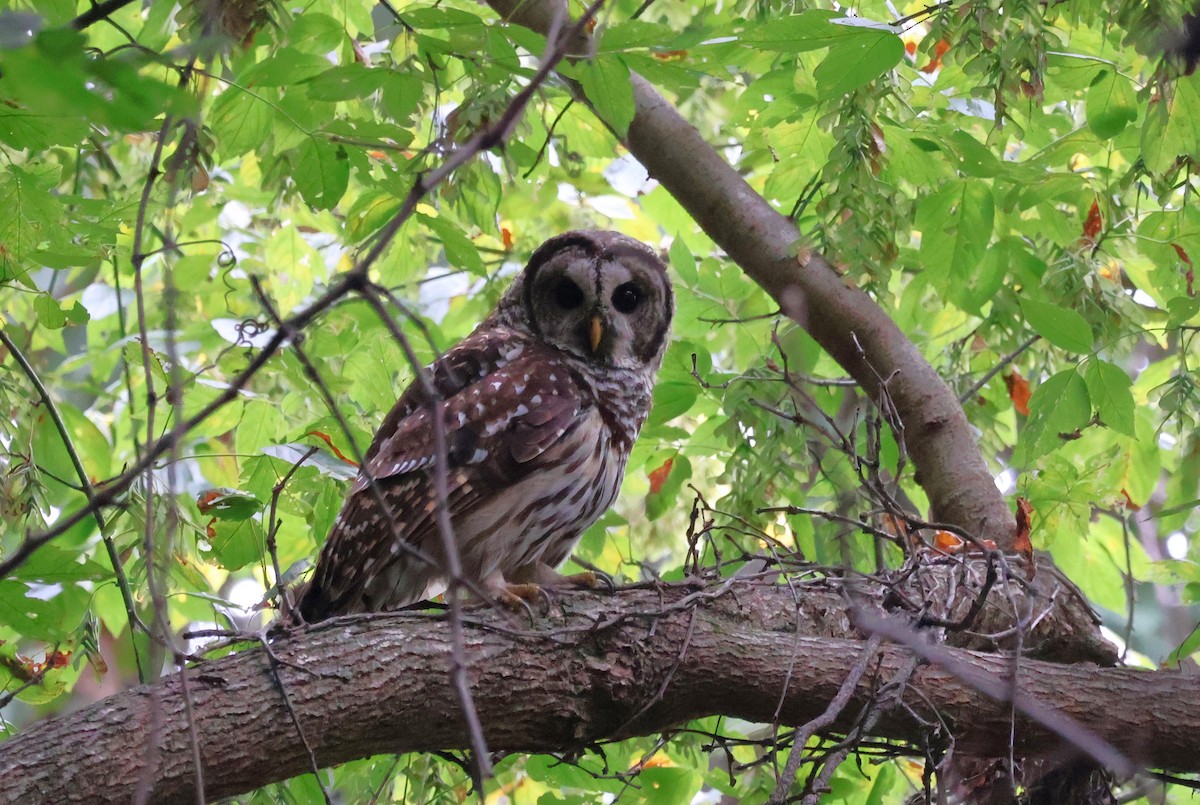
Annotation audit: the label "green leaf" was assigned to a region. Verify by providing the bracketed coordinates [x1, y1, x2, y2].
[0, 163, 64, 282]
[402, 7, 485, 28]
[638, 768, 700, 805]
[242, 48, 334, 87]
[1014, 369, 1091, 466]
[1083, 359, 1135, 436]
[0, 580, 71, 641]
[1086, 69, 1137, 139]
[31, 295, 87, 329]
[379, 72, 423, 123]
[33, 294, 67, 328]
[648, 381, 699, 426]
[289, 138, 349, 209]
[210, 88, 274, 159]
[1141, 73, 1200, 175]
[1168, 625, 1200, 665]
[947, 130, 1000, 178]
[306, 65, 387, 101]
[576, 56, 635, 136]
[12, 546, 110, 583]
[206, 518, 264, 571]
[288, 13, 347, 54]
[668, 236, 698, 285]
[198, 489, 263, 521]
[814, 30, 904, 98]
[237, 400, 284, 458]
[918, 180, 994, 295]
[1019, 297, 1093, 353]
[741, 10, 847, 52]
[418, 214, 485, 276]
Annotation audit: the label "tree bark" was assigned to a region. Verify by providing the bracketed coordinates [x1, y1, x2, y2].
[1, 583, 1196, 804]
[488, 0, 1017, 549]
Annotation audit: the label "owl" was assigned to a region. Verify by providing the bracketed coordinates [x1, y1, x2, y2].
[296, 230, 674, 622]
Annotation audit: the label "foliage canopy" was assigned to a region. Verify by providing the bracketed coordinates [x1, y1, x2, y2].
[1, 0, 1199, 800]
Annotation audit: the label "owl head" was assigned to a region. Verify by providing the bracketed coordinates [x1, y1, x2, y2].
[495, 231, 674, 372]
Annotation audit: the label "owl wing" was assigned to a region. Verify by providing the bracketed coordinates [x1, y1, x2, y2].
[299, 328, 589, 619]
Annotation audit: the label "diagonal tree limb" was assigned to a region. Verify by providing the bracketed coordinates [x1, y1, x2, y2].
[485, 0, 1017, 548]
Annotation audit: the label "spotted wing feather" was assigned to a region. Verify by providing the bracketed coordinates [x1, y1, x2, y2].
[297, 327, 589, 620]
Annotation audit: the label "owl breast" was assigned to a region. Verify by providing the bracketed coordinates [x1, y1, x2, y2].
[455, 403, 628, 583]
[352, 358, 652, 611]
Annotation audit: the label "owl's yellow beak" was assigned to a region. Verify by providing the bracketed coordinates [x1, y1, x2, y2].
[588, 313, 604, 353]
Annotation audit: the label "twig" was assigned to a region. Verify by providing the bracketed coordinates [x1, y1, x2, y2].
[70, 0, 138, 29]
[265, 446, 320, 622]
[800, 656, 918, 804]
[175, 659, 207, 805]
[258, 634, 334, 805]
[957, 334, 1040, 405]
[131, 57, 199, 805]
[855, 609, 1137, 776]
[768, 634, 883, 803]
[0, 326, 147, 677]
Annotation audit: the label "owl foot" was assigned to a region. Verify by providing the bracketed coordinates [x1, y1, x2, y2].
[557, 570, 616, 594]
[478, 572, 551, 620]
[510, 561, 614, 595]
[498, 582, 553, 611]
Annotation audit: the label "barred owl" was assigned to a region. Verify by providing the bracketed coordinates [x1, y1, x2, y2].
[297, 231, 673, 622]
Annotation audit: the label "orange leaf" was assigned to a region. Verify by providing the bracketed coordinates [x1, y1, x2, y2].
[1014, 497, 1035, 577]
[305, 430, 359, 466]
[1082, 200, 1103, 240]
[196, 490, 222, 513]
[501, 227, 515, 250]
[638, 754, 674, 769]
[1003, 370, 1031, 416]
[1120, 488, 1142, 512]
[880, 513, 910, 540]
[904, 40, 917, 57]
[933, 529, 964, 553]
[1174, 243, 1195, 297]
[648, 457, 674, 495]
[44, 650, 71, 669]
[920, 39, 950, 72]
[1173, 242, 1194, 268]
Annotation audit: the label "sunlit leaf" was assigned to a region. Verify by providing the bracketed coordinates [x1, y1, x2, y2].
[289, 138, 350, 209]
[1019, 297, 1093, 354]
[1014, 369, 1091, 465]
[1086, 69, 1137, 139]
[575, 56, 635, 136]
[814, 31, 904, 98]
[1083, 359, 1135, 436]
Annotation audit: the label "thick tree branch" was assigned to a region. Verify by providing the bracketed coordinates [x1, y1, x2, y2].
[1, 584, 1196, 803]
[486, 0, 1016, 548]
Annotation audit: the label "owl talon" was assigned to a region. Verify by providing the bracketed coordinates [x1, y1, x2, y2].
[592, 570, 617, 595]
[493, 583, 552, 619]
[557, 570, 615, 594]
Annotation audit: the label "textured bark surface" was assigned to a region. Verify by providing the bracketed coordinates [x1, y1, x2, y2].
[1, 582, 1197, 804]
[487, 0, 1017, 549]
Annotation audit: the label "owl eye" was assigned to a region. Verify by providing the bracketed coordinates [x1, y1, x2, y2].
[612, 282, 643, 314]
[553, 278, 585, 310]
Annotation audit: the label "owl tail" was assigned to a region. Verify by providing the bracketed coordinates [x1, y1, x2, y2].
[290, 580, 330, 624]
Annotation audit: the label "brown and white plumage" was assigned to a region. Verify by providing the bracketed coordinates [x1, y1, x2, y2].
[297, 231, 673, 621]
